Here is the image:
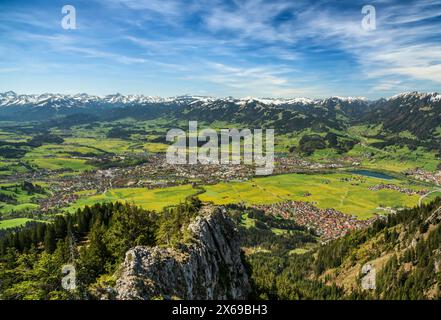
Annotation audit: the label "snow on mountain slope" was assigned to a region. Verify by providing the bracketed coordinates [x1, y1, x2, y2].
[0, 91, 371, 109]
[1, 91, 438, 111]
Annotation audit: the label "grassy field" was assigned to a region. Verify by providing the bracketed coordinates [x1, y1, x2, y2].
[22, 140, 102, 171]
[2, 120, 439, 174]
[289, 248, 310, 255]
[22, 136, 161, 172]
[65, 172, 428, 220]
[199, 172, 425, 219]
[62, 137, 133, 154]
[0, 218, 35, 229]
[1, 121, 438, 221]
[67, 185, 198, 212]
[0, 160, 29, 177]
[422, 191, 441, 204]
[143, 142, 169, 153]
[240, 212, 290, 235]
[274, 126, 440, 172]
[0, 130, 31, 143]
[0, 203, 40, 214]
[0, 183, 47, 215]
[347, 144, 439, 172]
[25, 143, 103, 157]
[241, 212, 256, 228]
[27, 157, 95, 171]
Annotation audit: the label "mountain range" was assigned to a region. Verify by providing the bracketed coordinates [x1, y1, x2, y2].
[0, 91, 371, 108]
[1, 91, 441, 140]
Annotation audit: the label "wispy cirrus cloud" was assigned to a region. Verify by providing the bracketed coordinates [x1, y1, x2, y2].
[0, 0, 440, 97]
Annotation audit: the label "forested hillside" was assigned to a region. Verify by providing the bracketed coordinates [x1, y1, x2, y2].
[1, 197, 440, 300]
[0, 198, 203, 299]
[243, 198, 441, 299]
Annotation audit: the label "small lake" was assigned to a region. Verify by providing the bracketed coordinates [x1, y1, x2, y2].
[350, 170, 395, 180]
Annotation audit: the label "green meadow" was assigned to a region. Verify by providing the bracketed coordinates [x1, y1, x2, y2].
[199, 172, 426, 219]
[66, 185, 197, 212]
[27, 157, 95, 171]
[272, 126, 440, 173]
[0, 218, 35, 229]
[21, 137, 168, 172]
[347, 145, 439, 173]
[421, 191, 441, 204]
[66, 172, 428, 220]
[0, 183, 48, 215]
[1, 120, 438, 221]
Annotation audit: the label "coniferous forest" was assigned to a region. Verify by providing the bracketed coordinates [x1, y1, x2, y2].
[1, 197, 440, 300]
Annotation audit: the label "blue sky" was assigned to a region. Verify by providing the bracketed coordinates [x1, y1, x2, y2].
[0, 0, 440, 98]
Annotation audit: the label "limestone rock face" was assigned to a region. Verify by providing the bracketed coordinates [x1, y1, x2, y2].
[115, 207, 251, 300]
[361, 263, 376, 290]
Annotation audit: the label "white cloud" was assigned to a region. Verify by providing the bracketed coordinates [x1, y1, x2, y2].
[103, 0, 183, 16]
[2, 0, 440, 97]
[185, 61, 328, 98]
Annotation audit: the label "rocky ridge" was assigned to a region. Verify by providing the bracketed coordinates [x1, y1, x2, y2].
[115, 206, 251, 300]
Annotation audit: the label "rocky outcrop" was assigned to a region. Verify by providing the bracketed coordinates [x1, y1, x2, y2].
[360, 263, 376, 290]
[115, 207, 251, 300]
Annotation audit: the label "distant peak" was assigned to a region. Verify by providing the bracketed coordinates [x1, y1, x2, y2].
[388, 91, 440, 101]
[1, 92, 439, 108]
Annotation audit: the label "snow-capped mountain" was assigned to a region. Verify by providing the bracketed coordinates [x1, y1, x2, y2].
[388, 91, 441, 103]
[0, 91, 176, 108]
[0, 91, 439, 138]
[360, 91, 441, 140]
[0, 91, 371, 109]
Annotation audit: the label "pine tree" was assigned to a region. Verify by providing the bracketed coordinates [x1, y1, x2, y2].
[44, 226, 56, 254]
